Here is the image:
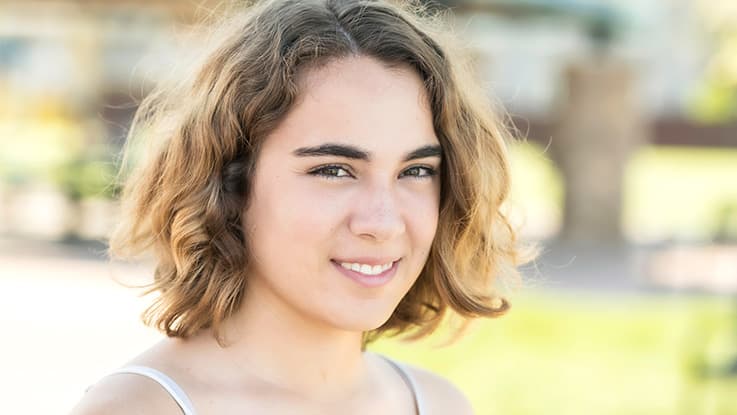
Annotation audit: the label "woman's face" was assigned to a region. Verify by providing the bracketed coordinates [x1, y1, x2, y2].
[242, 55, 441, 332]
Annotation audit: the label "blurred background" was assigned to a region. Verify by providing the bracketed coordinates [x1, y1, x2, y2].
[1, 0, 736, 413]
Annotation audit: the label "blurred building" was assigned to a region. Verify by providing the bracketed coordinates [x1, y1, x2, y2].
[0, 0, 729, 129]
[0, 0, 735, 242]
[440, 0, 708, 119]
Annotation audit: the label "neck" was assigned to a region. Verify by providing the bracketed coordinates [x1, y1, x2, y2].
[189, 280, 368, 400]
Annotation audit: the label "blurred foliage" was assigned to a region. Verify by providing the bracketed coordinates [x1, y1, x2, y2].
[624, 146, 737, 242]
[373, 291, 737, 415]
[508, 142, 737, 242]
[0, 99, 117, 199]
[690, 3, 737, 123]
[508, 141, 564, 237]
[51, 157, 118, 201]
[690, 81, 737, 124]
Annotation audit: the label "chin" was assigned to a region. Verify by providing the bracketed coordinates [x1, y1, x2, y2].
[324, 305, 396, 333]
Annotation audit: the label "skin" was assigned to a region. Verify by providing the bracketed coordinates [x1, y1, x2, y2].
[71, 55, 474, 415]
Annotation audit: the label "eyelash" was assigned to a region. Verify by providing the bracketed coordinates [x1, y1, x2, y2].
[308, 164, 437, 180]
[400, 165, 437, 179]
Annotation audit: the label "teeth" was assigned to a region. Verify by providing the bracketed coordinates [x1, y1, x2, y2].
[339, 261, 394, 276]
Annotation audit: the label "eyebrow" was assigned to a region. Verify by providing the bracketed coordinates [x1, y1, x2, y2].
[293, 143, 442, 162]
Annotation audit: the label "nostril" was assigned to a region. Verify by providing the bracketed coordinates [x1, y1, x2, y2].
[347, 212, 406, 242]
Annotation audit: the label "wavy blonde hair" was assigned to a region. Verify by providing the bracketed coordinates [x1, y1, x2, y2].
[111, 0, 527, 345]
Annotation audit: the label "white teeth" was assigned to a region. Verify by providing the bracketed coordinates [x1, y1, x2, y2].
[339, 261, 394, 276]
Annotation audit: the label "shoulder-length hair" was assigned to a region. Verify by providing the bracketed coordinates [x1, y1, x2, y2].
[111, 0, 527, 345]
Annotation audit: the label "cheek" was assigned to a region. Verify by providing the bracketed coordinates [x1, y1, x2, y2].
[275, 183, 343, 232]
[246, 176, 342, 255]
[404, 186, 440, 246]
[415, 207, 439, 254]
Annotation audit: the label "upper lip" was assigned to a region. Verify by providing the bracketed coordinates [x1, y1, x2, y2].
[332, 257, 400, 266]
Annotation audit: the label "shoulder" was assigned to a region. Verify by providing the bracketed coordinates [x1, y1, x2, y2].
[403, 364, 475, 415]
[68, 370, 184, 415]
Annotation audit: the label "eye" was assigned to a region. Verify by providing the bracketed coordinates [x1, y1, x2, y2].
[400, 165, 437, 179]
[308, 164, 354, 179]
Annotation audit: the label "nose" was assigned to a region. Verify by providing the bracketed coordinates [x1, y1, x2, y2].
[348, 183, 406, 242]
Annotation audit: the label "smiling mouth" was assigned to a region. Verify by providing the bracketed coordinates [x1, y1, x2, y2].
[330, 258, 401, 279]
[336, 261, 394, 276]
[330, 258, 400, 287]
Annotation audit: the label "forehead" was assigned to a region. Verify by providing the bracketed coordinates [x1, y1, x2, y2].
[263, 56, 438, 156]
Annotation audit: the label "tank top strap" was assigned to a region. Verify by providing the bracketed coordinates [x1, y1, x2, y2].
[109, 365, 196, 415]
[377, 355, 427, 415]
[107, 359, 423, 415]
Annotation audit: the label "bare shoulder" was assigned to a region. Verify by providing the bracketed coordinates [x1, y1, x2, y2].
[68, 371, 183, 415]
[404, 365, 475, 415]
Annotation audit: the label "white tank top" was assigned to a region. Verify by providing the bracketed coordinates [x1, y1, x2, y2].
[107, 354, 426, 415]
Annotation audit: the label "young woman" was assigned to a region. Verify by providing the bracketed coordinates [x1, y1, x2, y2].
[71, 0, 524, 413]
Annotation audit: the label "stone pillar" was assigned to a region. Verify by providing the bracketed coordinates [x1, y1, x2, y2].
[551, 57, 647, 242]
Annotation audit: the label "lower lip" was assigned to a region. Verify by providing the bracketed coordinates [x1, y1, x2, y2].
[331, 260, 399, 287]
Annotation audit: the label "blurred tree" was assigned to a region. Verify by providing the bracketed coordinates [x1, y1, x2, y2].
[689, 2, 737, 123]
[51, 156, 118, 241]
[51, 157, 118, 202]
[551, 59, 646, 242]
[429, 0, 639, 243]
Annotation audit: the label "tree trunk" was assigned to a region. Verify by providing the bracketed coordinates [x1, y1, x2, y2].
[551, 56, 648, 242]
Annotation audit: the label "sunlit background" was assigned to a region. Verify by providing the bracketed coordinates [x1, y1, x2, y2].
[1, 0, 736, 413]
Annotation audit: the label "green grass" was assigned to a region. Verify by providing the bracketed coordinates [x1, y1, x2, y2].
[369, 291, 737, 415]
